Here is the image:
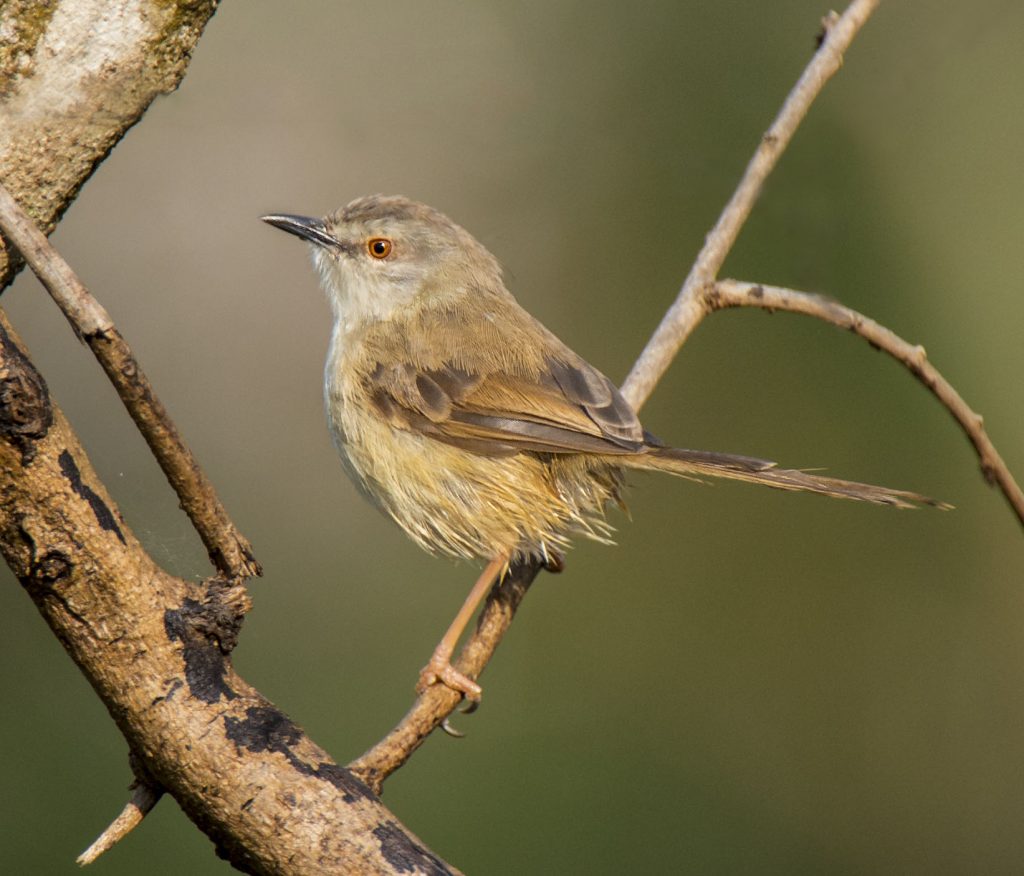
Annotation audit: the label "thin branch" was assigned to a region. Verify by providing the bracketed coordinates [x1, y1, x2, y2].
[349, 562, 539, 794]
[77, 779, 162, 866]
[350, 0, 882, 788]
[351, 0, 1021, 811]
[709, 279, 1024, 526]
[0, 182, 260, 580]
[621, 0, 879, 410]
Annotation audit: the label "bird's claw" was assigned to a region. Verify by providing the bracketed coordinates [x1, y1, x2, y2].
[438, 695, 480, 737]
[416, 658, 483, 703]
[440, 717, 466, 738]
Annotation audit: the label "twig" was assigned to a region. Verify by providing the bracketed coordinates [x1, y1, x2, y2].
[350, 562, 539, 794]
[708, 279, 1024, 526]
[621, 0, 879, 410]
[348, 0, 880, 789]
[76, 778, 162, 866]
[0, 182, 261, 580]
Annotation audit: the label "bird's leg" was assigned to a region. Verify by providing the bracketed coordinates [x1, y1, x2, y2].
[417, 553, 508, 702]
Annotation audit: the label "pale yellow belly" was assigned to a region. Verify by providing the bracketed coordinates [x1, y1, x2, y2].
[330, 393, 623, 562]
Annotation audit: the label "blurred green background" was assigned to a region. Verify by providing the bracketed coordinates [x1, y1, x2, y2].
[3, 1, 1024, 873]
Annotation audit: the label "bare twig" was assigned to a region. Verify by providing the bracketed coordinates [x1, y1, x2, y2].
[76, 779, 162, 866]
[709, 279, 1024, 525]
[0, 182, 261, 580]
[349, 0, 882, 788]
[351, 0, 1020, 818]
[621, 0, 879, 410]
[350, 562, 539, 794]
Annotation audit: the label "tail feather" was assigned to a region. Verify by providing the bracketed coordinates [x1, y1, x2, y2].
[634, 446, 949, 510]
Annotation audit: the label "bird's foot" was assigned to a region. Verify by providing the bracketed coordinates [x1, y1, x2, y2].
[416, 652, 482, 703]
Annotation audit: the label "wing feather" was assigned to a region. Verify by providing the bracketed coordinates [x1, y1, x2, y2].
[359, 319, 646, 457]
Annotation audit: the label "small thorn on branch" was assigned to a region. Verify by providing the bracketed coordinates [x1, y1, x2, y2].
[817, 11, 842, 48]
[76, 779, 162, 866]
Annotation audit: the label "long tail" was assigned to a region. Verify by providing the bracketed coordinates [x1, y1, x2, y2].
[629, 446, 949, 510]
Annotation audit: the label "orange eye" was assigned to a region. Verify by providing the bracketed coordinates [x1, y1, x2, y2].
[367, 237, 393, 259]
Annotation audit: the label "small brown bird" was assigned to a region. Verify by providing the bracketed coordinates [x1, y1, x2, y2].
[263, 196, 942, 701]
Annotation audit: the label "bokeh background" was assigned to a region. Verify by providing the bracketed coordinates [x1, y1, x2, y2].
[3, 1, 1024, 873]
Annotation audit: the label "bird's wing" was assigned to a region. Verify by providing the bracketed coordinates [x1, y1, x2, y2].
[361, 347, 648, 458]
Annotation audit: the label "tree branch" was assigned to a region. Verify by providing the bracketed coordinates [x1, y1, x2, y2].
[4, 0, 1017, 871]
[708, 279, 1024, 526]
[76, 774, 162, 866]
[0, 183, 260, 579]
[0, 2, 460, 871]
[0, 308, 458, 874]
[349, 0, 888, 788]
[350, 562, 540, 794]
[621, 0, 879, 410]
[0, 0, 222, 289]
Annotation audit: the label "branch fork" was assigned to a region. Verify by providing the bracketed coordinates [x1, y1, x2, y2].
[1, 0, 1019, 871]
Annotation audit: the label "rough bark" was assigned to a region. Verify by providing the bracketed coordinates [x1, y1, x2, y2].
[0, 0, 218, 286]
[0, 3, 459, 872]
[0, 310, 457, 874]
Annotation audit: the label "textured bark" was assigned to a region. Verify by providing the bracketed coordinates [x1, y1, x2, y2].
[0, 311, 457, 874]
[0, 3, 459, 872]
[0, 0, 217, 286]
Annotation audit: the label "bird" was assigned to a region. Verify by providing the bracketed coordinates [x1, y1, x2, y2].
[262, 195, 943, 702]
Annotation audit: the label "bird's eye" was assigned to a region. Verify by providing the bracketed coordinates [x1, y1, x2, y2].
[367, 238, 393, 259]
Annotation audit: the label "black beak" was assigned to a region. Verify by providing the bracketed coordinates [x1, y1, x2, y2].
[261, 213, 340, 249]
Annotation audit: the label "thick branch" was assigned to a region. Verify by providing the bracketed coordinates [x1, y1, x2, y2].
[0, 309, 459, 874]
[0, 2, 459, 871]
[0, 0, 222, 289]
